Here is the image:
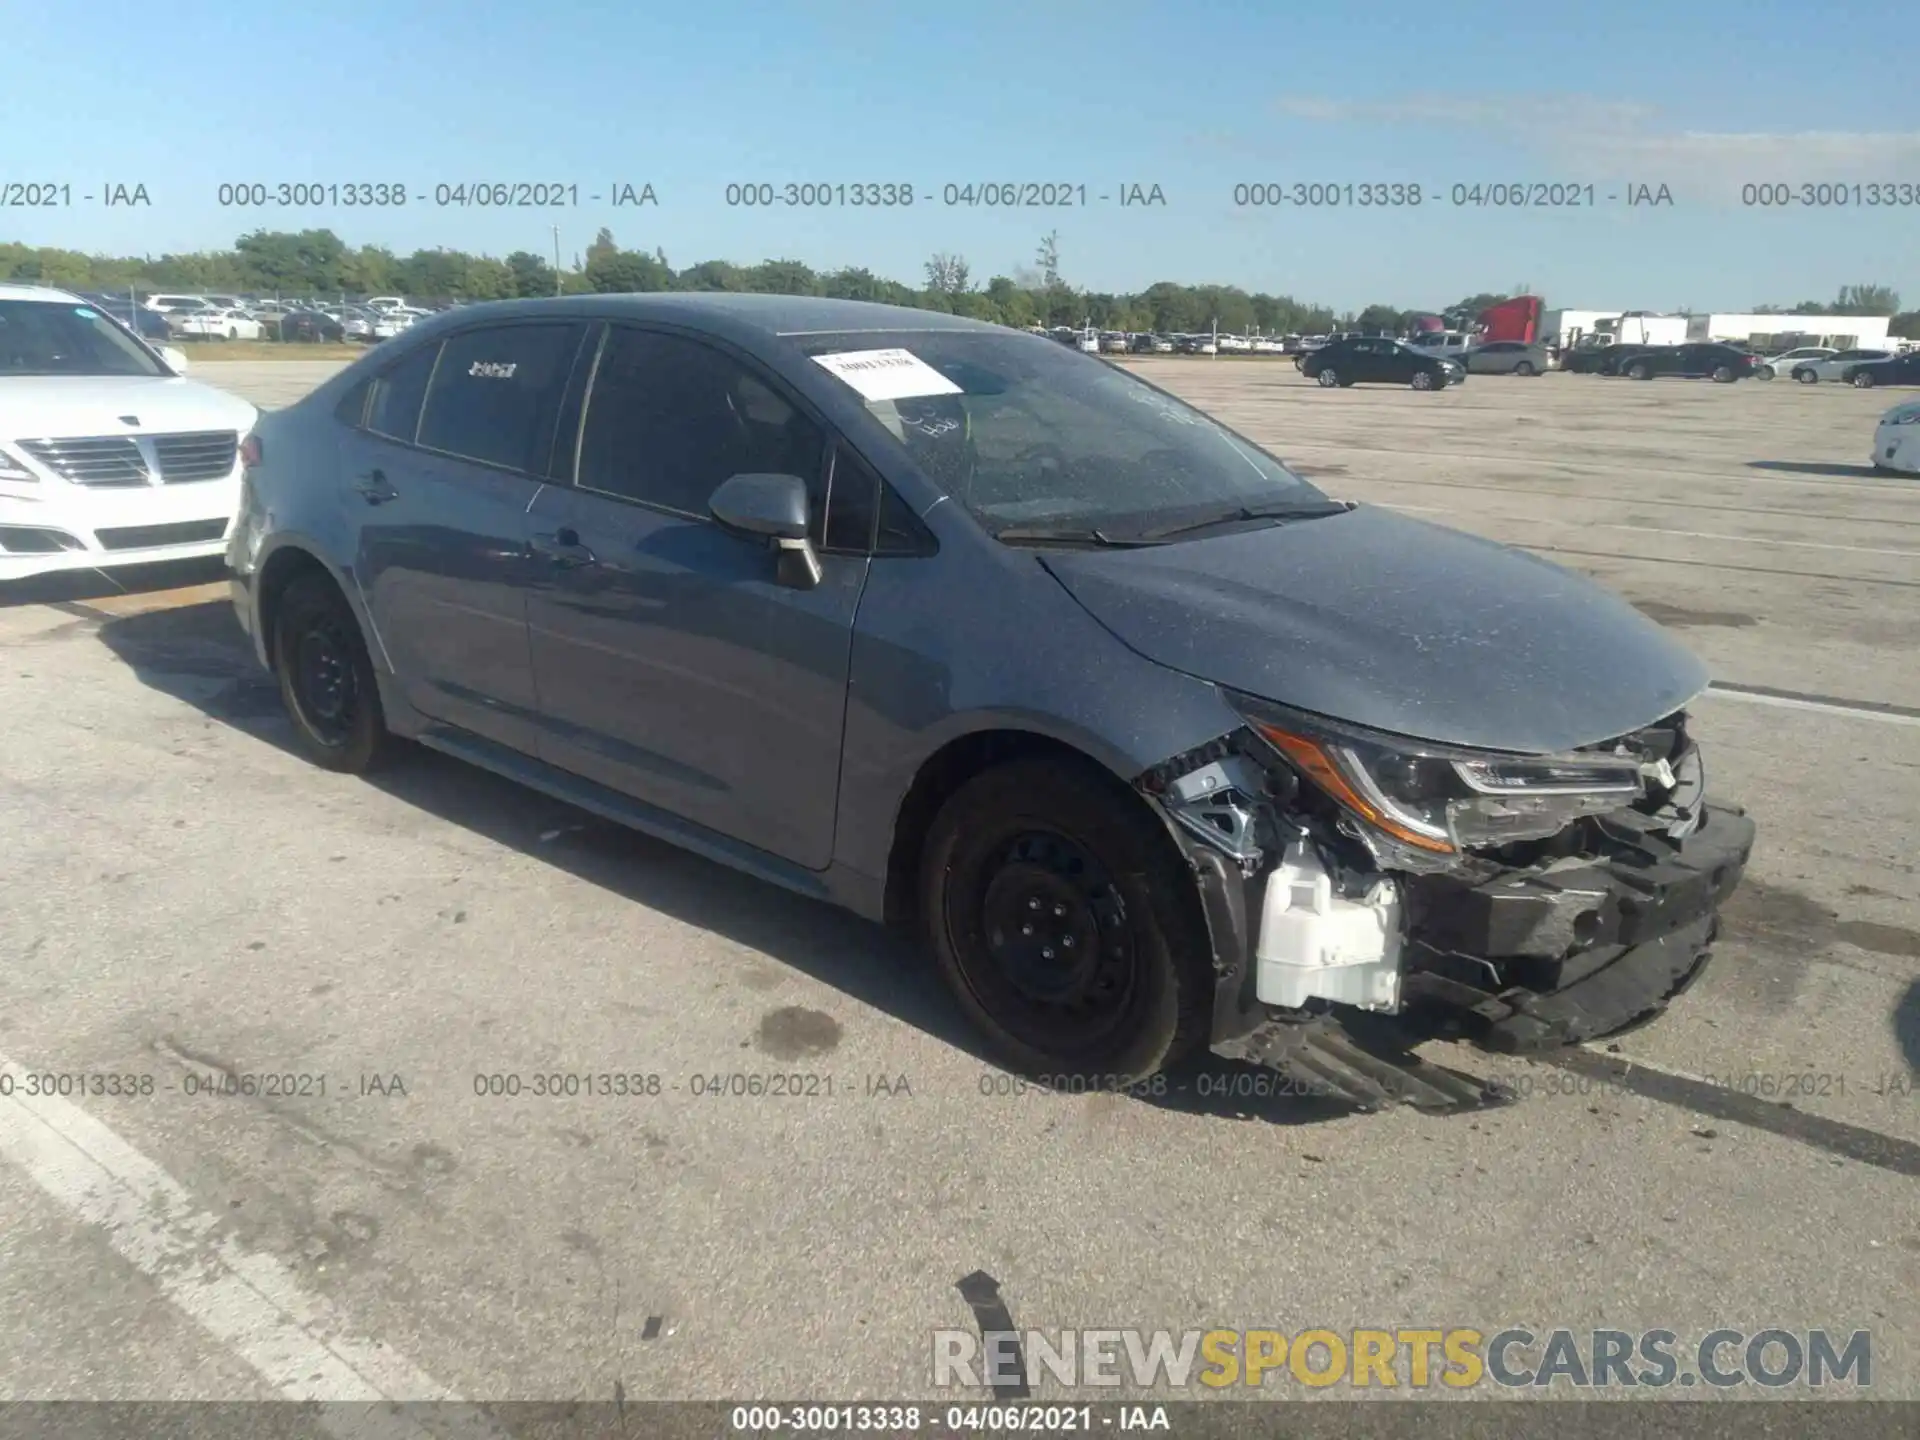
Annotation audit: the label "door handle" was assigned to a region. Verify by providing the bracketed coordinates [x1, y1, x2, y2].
[530, 527, 597, 567]
[353, 469, 399, 504]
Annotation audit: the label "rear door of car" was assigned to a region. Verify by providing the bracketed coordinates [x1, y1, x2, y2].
[342, 319, 590, 754]
[521, 322, 871, 870]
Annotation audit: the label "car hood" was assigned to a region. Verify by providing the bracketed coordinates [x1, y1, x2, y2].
[0, 375, 257, 437]
[1040, 505, 1710, 754]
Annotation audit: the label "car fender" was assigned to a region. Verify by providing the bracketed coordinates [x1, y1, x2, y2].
[833, 537, 1246, 896]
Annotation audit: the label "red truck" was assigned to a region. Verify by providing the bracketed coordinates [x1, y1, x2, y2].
[1475, 295, 1543, 345]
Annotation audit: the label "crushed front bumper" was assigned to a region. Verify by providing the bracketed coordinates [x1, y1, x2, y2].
[1184, 798, 1754, 1105]
[1395, 803, 1754, 1050]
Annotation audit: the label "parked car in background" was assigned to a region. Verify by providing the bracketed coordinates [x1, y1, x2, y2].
[143, 294, 214, 316]
[172, 308, 264, 341]
[1840, 351, 1920, 389]
[273, 308, 348, 343]
[1620, 343, 1760, 382]
[1464, 341, 1550, 376]
[1300, 337, 1464, 390]
[1790, 348, 1894, 383]
[225, 293, 1750, 1101]
[1753, 346, 1835, 380]
[1872, 398, 1920, 474]
[0, 283, 256, 582]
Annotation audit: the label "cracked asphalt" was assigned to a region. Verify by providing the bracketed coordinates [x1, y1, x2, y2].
[1, 358, 1915, 1424]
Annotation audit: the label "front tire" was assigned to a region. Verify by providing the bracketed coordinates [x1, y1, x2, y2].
[1627, 361, 1652, 380]
[1316, 367, 1339, 387]
[1795, 368, 1819, 384]
[272, 572, 397, 774]
[1411, 371, 1436, 390]
[919, 759, 1212, 1084]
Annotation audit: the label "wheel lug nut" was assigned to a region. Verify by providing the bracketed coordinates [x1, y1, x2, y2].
[1021, 924, 1033, 936]
[1062, 936, 1075, 949]
[1028, 898, 1041, 911]
[1041, 947, 1054, 960]
[1052, 904, 1066, 917]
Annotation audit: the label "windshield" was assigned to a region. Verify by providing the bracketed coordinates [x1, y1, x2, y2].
[0, 299, 166, 377]
[792, 328, 1327, 535]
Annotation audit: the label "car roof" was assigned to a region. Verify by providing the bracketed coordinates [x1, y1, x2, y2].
[399, 292, 999, 348]
[0, 282, 86, 304]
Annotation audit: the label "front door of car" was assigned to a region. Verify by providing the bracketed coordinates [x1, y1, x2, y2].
[345, 319, 589, 755]
[522, 324, 870, 871]
[1375, 341, 1416, 383]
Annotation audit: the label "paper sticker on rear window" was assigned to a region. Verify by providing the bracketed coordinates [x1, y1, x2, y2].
[812, 348, 962, 402]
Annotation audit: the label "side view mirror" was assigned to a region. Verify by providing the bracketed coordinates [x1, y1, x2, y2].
[709, 471, 821, 589]
[160, 345, 189, 373]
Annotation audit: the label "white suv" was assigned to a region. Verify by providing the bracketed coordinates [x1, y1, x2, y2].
[0, 284, 258, 582]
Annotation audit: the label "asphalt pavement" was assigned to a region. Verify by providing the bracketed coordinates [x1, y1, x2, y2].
[1, 359, 1915, 1419]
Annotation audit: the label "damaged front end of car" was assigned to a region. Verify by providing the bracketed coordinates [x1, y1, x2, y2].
[1136, 692, 1756, 1109]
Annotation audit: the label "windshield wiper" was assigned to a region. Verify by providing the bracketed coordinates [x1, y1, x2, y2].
[991, 523, 1166, 548]
[1130, 499, 1350, 542]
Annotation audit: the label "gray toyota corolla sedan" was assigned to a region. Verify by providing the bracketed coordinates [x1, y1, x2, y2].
[228, 294, 1754, 1106]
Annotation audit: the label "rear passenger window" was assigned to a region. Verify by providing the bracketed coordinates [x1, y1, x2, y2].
[366, 342, 440, 443]
[416, 323, 586, 474]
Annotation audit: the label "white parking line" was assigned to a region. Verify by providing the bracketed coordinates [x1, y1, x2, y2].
[1596, 523, 1920, 559]
[1701, 686, 1920, 727]
[0, 1053, 509, 1436]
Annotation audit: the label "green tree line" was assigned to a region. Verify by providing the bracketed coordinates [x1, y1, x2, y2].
[5, 226, 1914, 337]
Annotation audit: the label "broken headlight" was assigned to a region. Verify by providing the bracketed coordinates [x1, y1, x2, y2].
[1228, 695, 1645, 858]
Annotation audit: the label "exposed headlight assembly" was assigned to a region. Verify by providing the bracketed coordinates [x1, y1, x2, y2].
[1228, 694, 1645, 860]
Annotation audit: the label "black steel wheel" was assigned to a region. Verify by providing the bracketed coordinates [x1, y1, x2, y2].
[272, 571, 396, 773]
[920, 758, 1212, 1084]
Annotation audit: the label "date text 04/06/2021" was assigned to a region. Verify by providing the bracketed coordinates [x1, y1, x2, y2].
[726, 1403, 1171, 1433]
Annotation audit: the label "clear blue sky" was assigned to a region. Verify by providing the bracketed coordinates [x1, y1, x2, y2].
[6, 0, 1916, 311]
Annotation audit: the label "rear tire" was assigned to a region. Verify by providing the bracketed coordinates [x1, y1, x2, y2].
[272, 572, 397, 774]
[1852, 371, 1877, 388]
[1711, 365, 1735, 383]
[919, 758, 1212, 1085]
[1514, 361, 1536, 376]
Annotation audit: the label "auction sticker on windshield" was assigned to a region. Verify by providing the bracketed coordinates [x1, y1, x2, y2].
[812, 347, 963, 401]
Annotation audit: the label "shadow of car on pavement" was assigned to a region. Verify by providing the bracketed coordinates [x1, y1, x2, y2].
[94, 598, 1369, 1126]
